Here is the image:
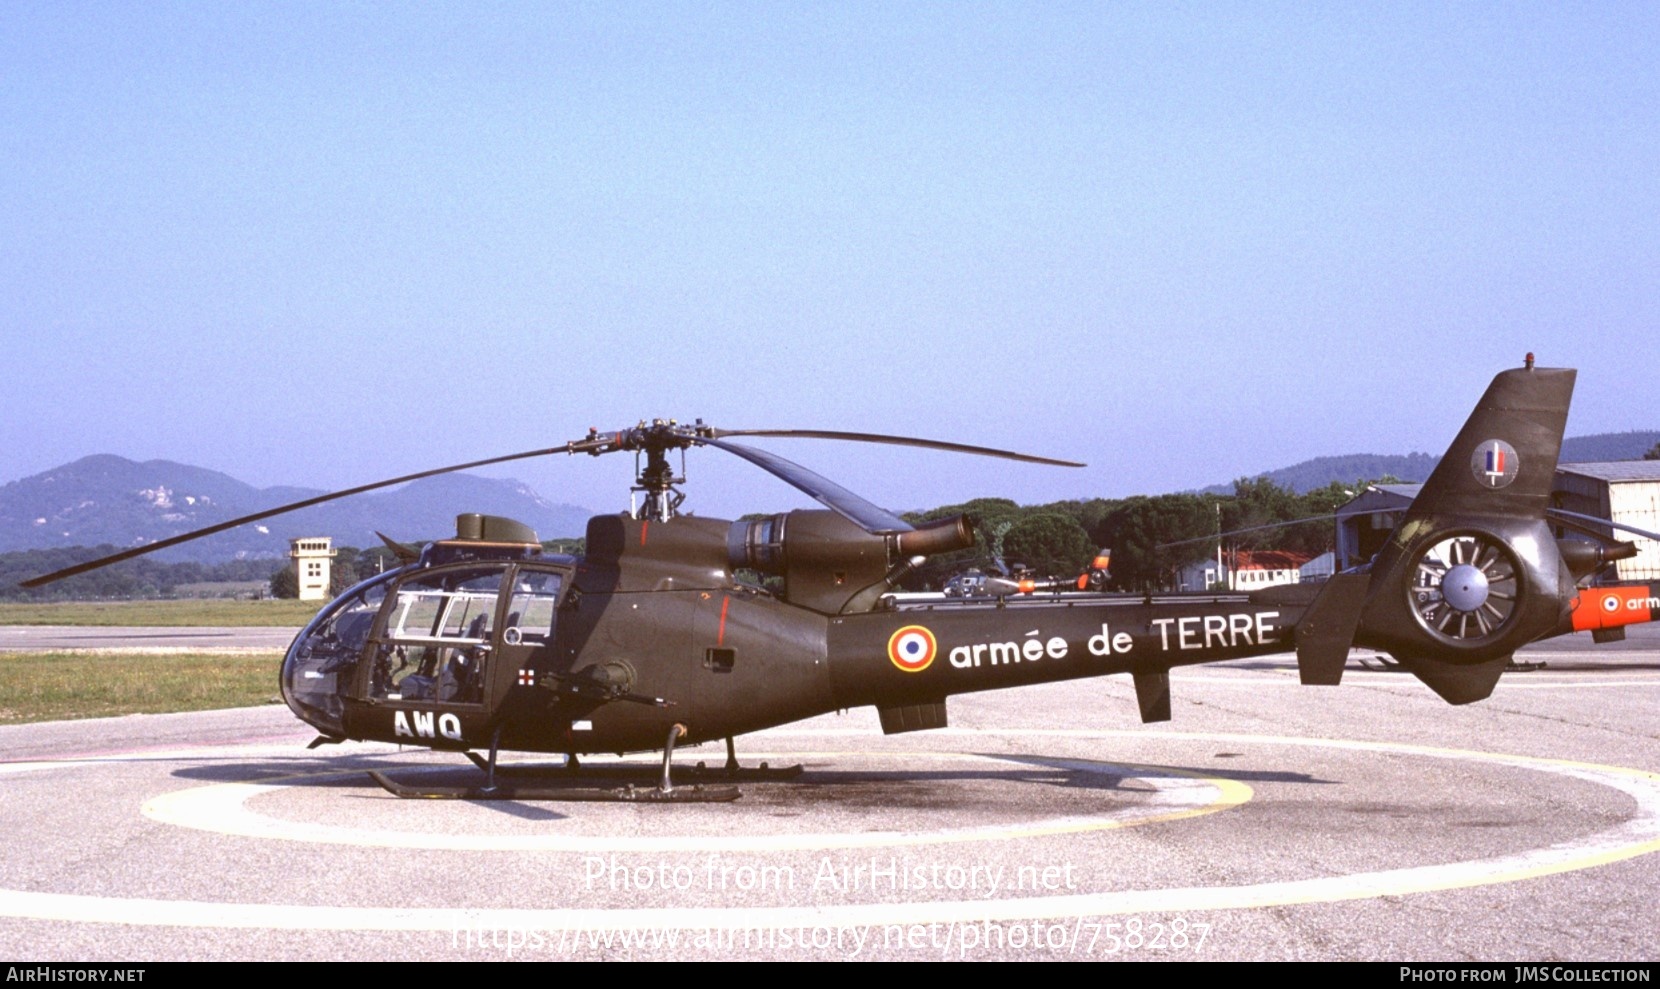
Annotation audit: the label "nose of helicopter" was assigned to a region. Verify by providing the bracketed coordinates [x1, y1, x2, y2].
[279, 571, 398, 738]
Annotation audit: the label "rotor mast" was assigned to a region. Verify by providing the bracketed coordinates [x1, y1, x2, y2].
[631, 419, 695, 522]
[569, 418, 713, 523]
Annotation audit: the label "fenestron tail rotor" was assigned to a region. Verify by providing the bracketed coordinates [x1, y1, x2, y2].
[1407, 532, 1522, 644]
[21, 423, 1081, 587]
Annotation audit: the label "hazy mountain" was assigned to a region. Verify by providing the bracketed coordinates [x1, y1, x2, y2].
[1200, 431, 1659, 495]
[0, 455, 595, 562]
[1560, 431, 1660, 463]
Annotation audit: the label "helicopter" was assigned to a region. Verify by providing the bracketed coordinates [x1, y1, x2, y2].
[23, 359, 1660, 802]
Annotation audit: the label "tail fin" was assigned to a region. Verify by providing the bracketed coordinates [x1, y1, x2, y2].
[1400, 366, 1574, 525]
[1353, 364, 1576, 702]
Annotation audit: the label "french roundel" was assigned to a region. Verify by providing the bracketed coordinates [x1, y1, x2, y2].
[1604, 594, 1622, 613]
[888, 625, 937, 673]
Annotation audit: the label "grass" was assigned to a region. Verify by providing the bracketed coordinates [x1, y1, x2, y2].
[0, 601, 308, 723]
[0, 599, 321, 626]
[0, 651, 285, 725]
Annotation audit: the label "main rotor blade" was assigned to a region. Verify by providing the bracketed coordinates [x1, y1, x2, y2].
[1546, 509, 1660, 543]
[1157, 513, 1340, 550]
[708, 429, 1085, 468]
[19, 446, 568, 587]
[694, 437, 914, 534]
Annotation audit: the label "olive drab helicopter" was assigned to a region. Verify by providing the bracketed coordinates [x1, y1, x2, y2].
[23, 360, 1660, 802]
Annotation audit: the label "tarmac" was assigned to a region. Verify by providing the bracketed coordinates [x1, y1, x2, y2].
[1, 624, 1658, 960]
[0, 625, 298, 651]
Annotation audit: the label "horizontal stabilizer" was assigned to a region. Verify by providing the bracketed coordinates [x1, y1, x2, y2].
[1295, 573, 1370, 686]
[1395, 655, 1509, 705]
[1132, 670, 1171, 723]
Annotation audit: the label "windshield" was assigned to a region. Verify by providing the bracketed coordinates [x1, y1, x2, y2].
[280, 570, 397, 735]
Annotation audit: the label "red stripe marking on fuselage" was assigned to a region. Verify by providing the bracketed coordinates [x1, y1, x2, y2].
[718, 595, 730, 645]
[640, 519, 649, 546]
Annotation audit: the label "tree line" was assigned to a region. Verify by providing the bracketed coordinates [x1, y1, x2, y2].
[0, 546, 284, 601]
[900, 476, 1392, 591]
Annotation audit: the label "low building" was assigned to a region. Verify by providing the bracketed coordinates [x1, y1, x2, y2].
[1231, 550, 1313, 589]
[1300, 551, 1336, 580]
[1179, 550, 1314, 592]
[1335, 484, 1421, 570]
[1178, 558, 1226, 592]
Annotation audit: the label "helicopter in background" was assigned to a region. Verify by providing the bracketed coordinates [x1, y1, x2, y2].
[24, 361, 1658, 801]
[940, 551, 1111, 598]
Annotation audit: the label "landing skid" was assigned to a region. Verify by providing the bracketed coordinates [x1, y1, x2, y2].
[367, 770, 740, 802]
[694, 736, 805, 781]
[1358, 654, 1546, 673]
[460, 735, 803, 782]
[371, 724, 752, 802]
[463, 752, 571, 776]
[689, 761, 805, 782]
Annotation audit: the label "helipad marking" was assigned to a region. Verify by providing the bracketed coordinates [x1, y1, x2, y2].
[2, 732, 1659, 930]
[141, 751, 1250, 852]
[0, 758, 107, 776]
[1173, 674, 1660, 690]
[0, 743, 312, 777]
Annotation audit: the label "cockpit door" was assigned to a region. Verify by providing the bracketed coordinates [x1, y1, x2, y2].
[489, 566, 567, 711]
[360, 565, 507, 708]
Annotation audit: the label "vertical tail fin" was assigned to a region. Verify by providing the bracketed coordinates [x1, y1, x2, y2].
[1400, 366, 1574, 526]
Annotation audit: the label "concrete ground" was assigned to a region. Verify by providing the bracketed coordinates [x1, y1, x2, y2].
[1, 625, 1658, 960]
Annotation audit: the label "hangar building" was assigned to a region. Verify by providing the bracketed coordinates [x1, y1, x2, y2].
[1552, 461, 1660, 582]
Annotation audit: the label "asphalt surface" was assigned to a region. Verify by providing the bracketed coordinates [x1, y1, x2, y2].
[0, 626, 299, 651]
[2, 626, 1659, 960]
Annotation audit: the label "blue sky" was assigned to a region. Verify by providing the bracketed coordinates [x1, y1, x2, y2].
[3, 2, 1657, 520]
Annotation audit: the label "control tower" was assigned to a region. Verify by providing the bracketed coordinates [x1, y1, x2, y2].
[289, 537, 335, 601]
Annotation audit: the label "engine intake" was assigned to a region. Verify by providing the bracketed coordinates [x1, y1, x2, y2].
[727, 512, 975, 614]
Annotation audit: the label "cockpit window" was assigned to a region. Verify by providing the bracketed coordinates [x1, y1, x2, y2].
[281, 571, 394, 736]
[503, 570, 563, 647]
[389, 580, 495, 643]
[371, 567, 503, 705]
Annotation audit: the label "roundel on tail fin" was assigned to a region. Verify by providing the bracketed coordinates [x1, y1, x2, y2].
[1469, 439, 1519, 489]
